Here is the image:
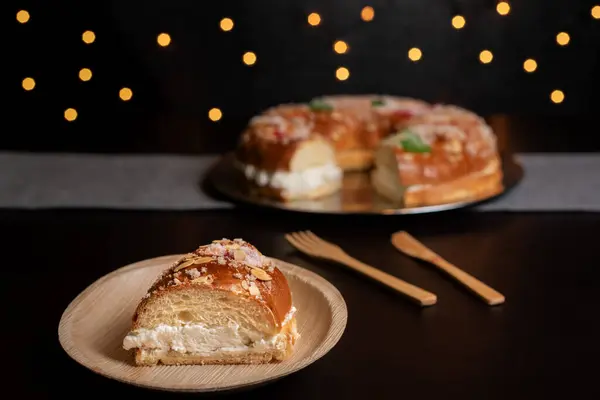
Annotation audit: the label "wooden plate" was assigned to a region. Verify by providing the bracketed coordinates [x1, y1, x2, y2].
[58, 255, 348, 392]
[206, 152, 524, 215]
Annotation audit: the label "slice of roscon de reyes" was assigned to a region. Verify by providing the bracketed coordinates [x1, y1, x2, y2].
[122, 238, 299, 366]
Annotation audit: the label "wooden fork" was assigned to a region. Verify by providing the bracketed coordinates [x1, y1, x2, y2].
[285, 231, 437, 306]
[391, 231, 505, 306]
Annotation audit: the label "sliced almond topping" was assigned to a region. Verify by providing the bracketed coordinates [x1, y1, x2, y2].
[248, 283, 261, 296]
[241, 280, 249, 290]
[191, 275, 213, 285]
[174, 259, 195, 272]
[193, 256, 213, 264]
[251, 268, 272, 281]
[233, 249, 246, 261]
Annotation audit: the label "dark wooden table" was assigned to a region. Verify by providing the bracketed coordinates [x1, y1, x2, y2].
[4, 207, 600, 399]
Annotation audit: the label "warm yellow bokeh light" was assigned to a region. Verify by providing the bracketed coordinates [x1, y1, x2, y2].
[209, 108, 222, 122]
[479, 50, 493, 64]
[22, 77, 35, 91]
[220, 18, 234, 31]
[556, 32, 570, 46]
[408, 47, 422, 62]
[334, 40, 348, 54]
[551, 90, 565, 104]
[64, 108, 78, 122]
[496, 2, 510, 16]
[593, 6, 600, 19]
[361, 6, 375, 22]
[157, 33, 171, 47]
[17, 10, 30, 23]
[79, 68, 92, 81]
[82, 30, 95, 44]
[336, 67, 350, 81]
[308, 12, 321, 26]
[523, 59, 537, 73]
[119, 88, 133, 101]
[452, 15, 466, 29]
[243, 52, 257, 66]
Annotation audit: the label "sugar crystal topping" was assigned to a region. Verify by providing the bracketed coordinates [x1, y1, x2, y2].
[197, 238, 267, 269]
[150, 238, 276, 301]
[248, 105, 314, 144]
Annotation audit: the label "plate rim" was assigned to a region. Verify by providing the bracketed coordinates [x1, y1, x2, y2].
[58, 254, 348, 393]
[205, 151, 524, 215]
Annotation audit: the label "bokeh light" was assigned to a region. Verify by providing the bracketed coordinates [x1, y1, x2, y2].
[336, 67, 350, 81]
[361, 7, 375, 22]
[479, 50, 493, 64]
[220, 18, 234, 31]
[22, 77, 35, 91]
[523, 59, 537, 73]
[497, 2, 511, 16]
[551, 90, 564, 104]
[79, 68, 92, 81]
[17, 10, 30, 23]
[209, 108, 222, 121]
[452, 15, 466, 29]
[243, 52, 257, 66]
[308, 13, 321, 26]
[408, 48, 422, 61]
[119, 88, 133, 101]
[64, 108, 78, 122]
[157, 33, 171, 47]
[82, 30, 95, 44]
[334, 41, 348, 54]
[556, 32, 570, 46]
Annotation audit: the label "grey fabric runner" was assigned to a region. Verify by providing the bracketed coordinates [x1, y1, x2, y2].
[0, 152, 598, 211]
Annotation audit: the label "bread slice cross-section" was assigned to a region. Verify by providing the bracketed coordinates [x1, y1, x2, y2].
[122, 238, 299, 366]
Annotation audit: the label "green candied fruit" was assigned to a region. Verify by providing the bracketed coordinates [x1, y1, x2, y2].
[308, 99, 333, 112]
[397, 129, 431, 153]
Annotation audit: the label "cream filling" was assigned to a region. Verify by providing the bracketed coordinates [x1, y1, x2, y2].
[240, 162, 342, 196]
[123, 307, 298, 356]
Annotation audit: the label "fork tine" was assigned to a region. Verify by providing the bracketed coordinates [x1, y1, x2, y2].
[297, 231, 318, 247]
[285, 233, 317, 257]
[294, 235, 320, 257]
[284, 233, 304, 251]
[304, 230, 330, 247]
[294, 232, 320, 252]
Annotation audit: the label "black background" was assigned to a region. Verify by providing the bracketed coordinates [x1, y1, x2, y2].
[9, 0, 600, 154]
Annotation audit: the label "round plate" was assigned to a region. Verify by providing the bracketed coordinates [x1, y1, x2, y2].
[206, 152, 524, 215]
[58, 255, 348, 393]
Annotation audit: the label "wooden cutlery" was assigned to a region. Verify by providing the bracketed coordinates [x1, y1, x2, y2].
[285, 230, 505, 307]
[391, 231, 505, 306]
[285, 230, 437, 306]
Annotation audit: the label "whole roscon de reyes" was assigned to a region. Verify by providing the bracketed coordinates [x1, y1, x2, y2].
[371, 105, 504, 207]
[122, 239, 299, 366]
[233, 95, 431, 202]
[233, 95, 503, 206]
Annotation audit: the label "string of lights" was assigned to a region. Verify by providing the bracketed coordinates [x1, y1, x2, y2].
[16, 2, 600, 122]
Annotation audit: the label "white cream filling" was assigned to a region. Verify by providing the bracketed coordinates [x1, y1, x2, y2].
[240, 162, 342, 196]
[123, 307, 298, 355]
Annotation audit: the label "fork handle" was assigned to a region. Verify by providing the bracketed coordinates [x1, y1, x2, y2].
[337, 254, 437, 306]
